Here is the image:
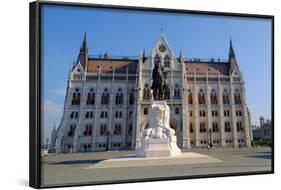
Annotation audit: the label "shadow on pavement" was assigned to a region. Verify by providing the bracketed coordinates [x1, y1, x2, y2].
[51, 159, 105, 165]
[247, 152, 271, 159]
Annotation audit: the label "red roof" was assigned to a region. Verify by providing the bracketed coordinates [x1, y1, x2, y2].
[85, 57, 230, 76]
[87, 59, 138, 74]
[185, 62, 230, 76]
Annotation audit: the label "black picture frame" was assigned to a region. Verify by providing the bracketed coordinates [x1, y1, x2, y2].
[29, 1, 274, 189]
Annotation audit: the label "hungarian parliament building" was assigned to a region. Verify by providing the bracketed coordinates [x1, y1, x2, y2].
[49, 33, 253, 153]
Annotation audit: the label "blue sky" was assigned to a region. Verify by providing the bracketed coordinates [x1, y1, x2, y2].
[41, 4, 272, 144]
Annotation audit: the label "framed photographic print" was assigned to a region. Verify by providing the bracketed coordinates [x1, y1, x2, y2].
[29, 0, 274, 188]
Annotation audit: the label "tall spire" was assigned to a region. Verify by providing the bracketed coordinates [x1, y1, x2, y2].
[160, 25, 164, 36]
[80, 32, 88, 53]
[51, 124, 56, 134]
[229, 38, 235, 58]
[179, 49, 184, 60]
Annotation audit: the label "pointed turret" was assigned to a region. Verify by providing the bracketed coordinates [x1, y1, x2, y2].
[48, 124, 57, 153]
[139, 48, 145, 62]
[76, 32, 88, 70]
[179, 49, 184, 61]
[228, 38, 238, 73]
[80, 32, 88, 53]
[229, 38, 235, 58]
[51, 124, 56, 135]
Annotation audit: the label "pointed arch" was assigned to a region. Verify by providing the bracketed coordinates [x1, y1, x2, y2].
[223, 89, 230, 104]
[174, 84, 181, 99]
[115, 88, 124, 105]
[86, 88, 95, 105]
[188, 89, 193, 104]
[198, 89, 205, 104]
[143, 83, 150, 100]
[71, 88, 80, 105]
[101, 88, 110, 105]
[84, 124, 92, 136]
[234, 89, 242, 104]
[68, 124, 76, 136]
[129, 88, 134, 104]
[164, 54, 170, 67]
[210, 89, 218, 104]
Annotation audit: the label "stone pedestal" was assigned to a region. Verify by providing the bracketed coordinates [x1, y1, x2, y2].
[137, 136, 181, 157]
[136, 101, 181, 157]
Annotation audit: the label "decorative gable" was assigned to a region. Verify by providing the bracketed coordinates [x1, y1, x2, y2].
[72, 61, 85, 74]
[70, 61, 85, 81]
[143, 34, 181, 71]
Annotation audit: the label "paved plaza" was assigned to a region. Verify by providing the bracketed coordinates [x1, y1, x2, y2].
[41, 147, 272, 187]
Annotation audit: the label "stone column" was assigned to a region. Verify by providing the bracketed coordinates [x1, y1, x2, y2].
[181, 62, 190, 149]
[241, 85, 251, 147]
[206, 73, 212, 146]
[91, 70, 101, 151]
[134, 60, 143, 149]
[73, 76, 86, 152]
[108, 71, 115, 150]
[218, 77, 226, 147]
[122, 69, 129, 149]
[194, 84, 200, 147]
[230, 77, 238, 148]
[131, 89, 138, 150]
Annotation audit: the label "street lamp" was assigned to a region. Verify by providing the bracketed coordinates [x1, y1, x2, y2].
[46, 138, 49, 149]
[208, 128, 212, 148]
[106, 130, 110, 151]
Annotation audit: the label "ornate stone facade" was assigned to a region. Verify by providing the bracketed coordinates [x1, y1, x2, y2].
[49, 33, 252, 153]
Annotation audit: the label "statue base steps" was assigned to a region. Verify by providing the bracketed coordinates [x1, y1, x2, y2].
[137, 136, 181, 157]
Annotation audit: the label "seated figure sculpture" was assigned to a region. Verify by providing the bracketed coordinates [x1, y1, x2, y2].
[137, 101, 181, 157]
[142, 103, 175, 139]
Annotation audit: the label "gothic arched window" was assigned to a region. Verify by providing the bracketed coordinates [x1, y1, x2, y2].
[174, 84, 181, 99]
[129, 89, 134, 105]
[164, 55, 170, 67]
[199, 122, 206, 133]
[143, 84, 150, 100]
[188, 89, 193, 104]
[198, 89, 205, 104]
[128, 123, 133, 135]
[114, 124, 122, 135]
[210, 89, 218, 105]
[101, 88, 110, 105]
[71, 88, 80, 105]
[237, 121, 243, 132]
[224, 122, 231, 132]
[212, 122, 219, 132]
[86, 88, 95, 105]
[234, 89, 242, 105]
[223, 89, 230, 105]
[68, 124, 76, 136]
[84, 124, 92, 136]
[100, 124, 108, 135]
[115, 88, 124, 105]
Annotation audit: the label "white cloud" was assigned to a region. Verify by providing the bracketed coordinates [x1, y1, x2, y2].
[51, 89, 66, 96]
[43, 99, 63, 116]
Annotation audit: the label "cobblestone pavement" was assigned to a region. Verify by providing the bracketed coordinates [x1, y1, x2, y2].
[41, 147, 272, 187]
